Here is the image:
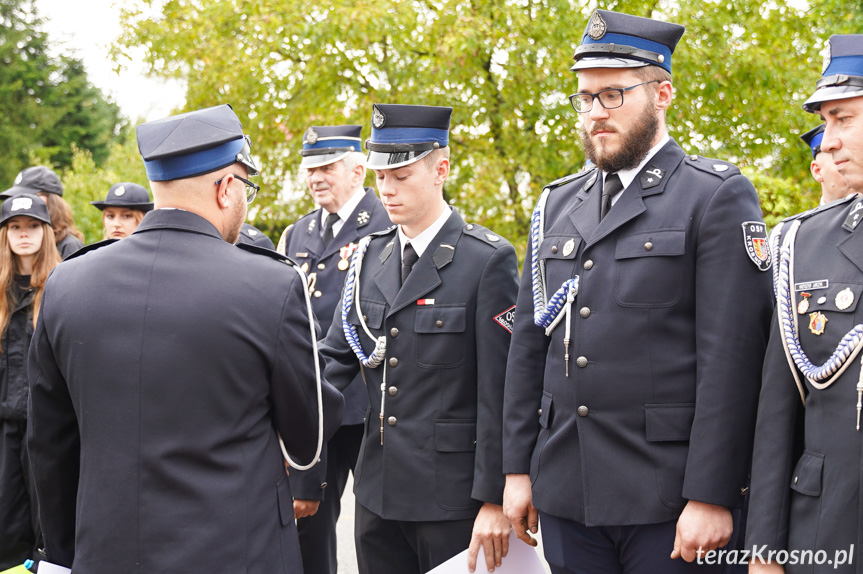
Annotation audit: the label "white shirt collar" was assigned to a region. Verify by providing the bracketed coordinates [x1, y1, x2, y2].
[321, 187, 365, 237]
[399, 205, 452, 259]
[602, 133, 670, 204]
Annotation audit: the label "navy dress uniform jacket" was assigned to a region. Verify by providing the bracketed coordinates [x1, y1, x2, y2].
[503, 139, 773, 526]
[747, 195, 863, 572]
[26, 209, 344, 573]
[318, 208, 519, 521]
[278, 187, 391, 499]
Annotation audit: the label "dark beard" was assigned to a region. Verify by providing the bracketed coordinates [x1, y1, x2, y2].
[580, 106, 659, 174]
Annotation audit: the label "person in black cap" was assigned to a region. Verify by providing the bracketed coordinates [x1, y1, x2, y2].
[746, 35, 863, 574]
[501, 9, 773, 573]
[801, 124, 854, 204]
[276, 124, 390, 574]
[2, 166, 84, 257]
[26, 104, 344, 573]
[0, 193, 60, 570]
[318, 104, 518, 574]
[90, 182, 154, 239]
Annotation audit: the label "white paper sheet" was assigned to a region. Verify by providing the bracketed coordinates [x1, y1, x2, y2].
[426, 531, 545, 574]
[36, 562, 71, 574]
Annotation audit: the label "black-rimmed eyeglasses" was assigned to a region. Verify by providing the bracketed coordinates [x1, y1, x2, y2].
[215, 174, 260, 204]
[569, 80, 662, 113]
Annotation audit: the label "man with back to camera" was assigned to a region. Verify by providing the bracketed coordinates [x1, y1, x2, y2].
[276, 124, 391, 574]
[800, 123, 854, 204]
[26, 104, 344, 573]
[747, 35, 863, 574]
[318, 103, 519, 574]
[501, 10, 774, 573]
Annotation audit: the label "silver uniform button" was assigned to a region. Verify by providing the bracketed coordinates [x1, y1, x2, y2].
[388, 416, 397, 427]
[644, 242, 653, 251]
[388, 386, 399, 397]
[436, 320, 444, 328]
[389, 357, 399, 367]
[579, 307, 590, 318]
[577, 406, 589, 417]
[576, 356, 588, 368]
[583, 260, 594, 270]
[317, 263, 326, 270]
[313, 291, 322, 298]
[390, 327, 399, 337]
[551, 245, 558, 254]
[537, 408, 543, 416]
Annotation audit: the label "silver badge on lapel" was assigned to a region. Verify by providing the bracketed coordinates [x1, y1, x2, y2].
[357, 210, 371, 226]
[563, 238, 575, 257]
[639, 166, 666, 189]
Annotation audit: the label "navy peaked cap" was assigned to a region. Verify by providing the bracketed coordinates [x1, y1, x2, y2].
[365, 104, 453, 170]
[136, 104, 259, 181]
[300, 125, 363, 168]
[800, 125, 825, 158]
[572, 10, 685, 74]
[804, 35, 863, 112]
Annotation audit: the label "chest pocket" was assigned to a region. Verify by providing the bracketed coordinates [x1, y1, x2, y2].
[615, 229, 686, 308]
[798, 282, 863, 363]
[536, 235, 582, 300]
[415, 305, 467, 368]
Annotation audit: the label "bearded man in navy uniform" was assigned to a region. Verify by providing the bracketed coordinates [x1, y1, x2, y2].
[277, 124, 391, 574]
[502, 10, 773, 573]
[318, 103, 519, 574]
[26, 104, 344, 573]
[747, 35, 863, 574]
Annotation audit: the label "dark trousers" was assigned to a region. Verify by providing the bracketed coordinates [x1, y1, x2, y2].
[540, 510, 744, 574]
[354, 501, 475, 574]
[0, 419, 38, 570]
[296, 424, 363, 574]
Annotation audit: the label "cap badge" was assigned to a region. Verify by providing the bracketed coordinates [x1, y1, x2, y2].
[14, 173, 23, 185]
[836, 287, 855, 310]
[114, 185, 126, 197]
[10, 197, 32, 212]
[307, 128, 318, 145]
[587, 11, 607, 40]
[823, 39, 832, 74]
[372, 106, 386, 129]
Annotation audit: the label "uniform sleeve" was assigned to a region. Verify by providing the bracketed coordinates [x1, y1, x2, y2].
[471, 244, 519, 504]
[26, 283, 79, 567]
[745, 316, 802, 551]
[682, 174, 774, 507]
[502, 236, 551, 475]
[271, 267, 344, 467]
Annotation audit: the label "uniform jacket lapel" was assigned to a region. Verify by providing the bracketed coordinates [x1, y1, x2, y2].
[303, 210, 324, 258]
[322, 188, 379, 259]
[568, 170, 601, 240]
[373, 235, 402, 309]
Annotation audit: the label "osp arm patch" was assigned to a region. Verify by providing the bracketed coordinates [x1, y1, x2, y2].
[742, 221, 771, 271]
[494, 305, 516, 334]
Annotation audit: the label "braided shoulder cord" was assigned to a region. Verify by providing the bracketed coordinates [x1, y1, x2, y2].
[341, 235, 386, 368]
[530, 189, 580, 332]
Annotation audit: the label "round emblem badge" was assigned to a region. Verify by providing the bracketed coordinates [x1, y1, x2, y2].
[798, 293, 811, 315]
[587, 11, 607, 40]
[836, 287, 854, 310]
[114, 185, 126, 197]
[338, 259, 350, 271]
[306, 128, 318, 145]
[372, 106, 386, 129]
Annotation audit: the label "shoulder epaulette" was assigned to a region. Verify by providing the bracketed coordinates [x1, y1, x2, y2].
[367, 225, 398, 239]
[783, 194, 859, 224]
[683, 155, 741, 180]
[237, 242, 298, 266]
[63, 238, 119, 261]
[545, 167, 596, 191]
[462, 223, 511, 248]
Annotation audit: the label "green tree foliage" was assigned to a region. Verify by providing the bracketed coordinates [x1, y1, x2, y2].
[117, 0, 834, 252]
[0, 0, 125, 187]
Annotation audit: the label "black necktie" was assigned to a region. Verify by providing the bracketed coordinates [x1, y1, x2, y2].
[601, 173, 623, 221]
[322, 212, 340, 248]
[401, 243, 419, 285]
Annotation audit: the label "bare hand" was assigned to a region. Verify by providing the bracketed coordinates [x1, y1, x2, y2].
[293, 499, 321, 519]
[468, 503, 511, 572]
[502, 474, 538, 547]
[670, 500, 733, 562]
[749, 561, 785, 574]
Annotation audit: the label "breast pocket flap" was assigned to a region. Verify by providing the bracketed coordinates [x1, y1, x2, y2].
[348, 300, 386, 330]
[435, 420, 477, 452]
[415, 306, 466, 333]
[537, 235, 582, 260]
[616, 229, 685, 259]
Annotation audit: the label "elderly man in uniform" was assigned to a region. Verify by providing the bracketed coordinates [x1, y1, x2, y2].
[502, 10, 773, 574]
[747, 35, 863, 574]
[318, 103, 518, 574]
[276, 124, 390, 574]
[800, 123, 854, 204]
[26, 104, 344, 573]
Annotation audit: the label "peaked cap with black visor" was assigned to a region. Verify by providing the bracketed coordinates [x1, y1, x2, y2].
[300, 125, 363, 169]
[571, 10, 685, 74]
[365, 104, 453, 170]
[136, 104, 259, 181]
[801, 124, 826, 158]
[804, 35, 863, 113]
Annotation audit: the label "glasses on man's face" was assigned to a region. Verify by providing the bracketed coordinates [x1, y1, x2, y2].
[568, 80, 662, 113]
[215, 174, 260, 204]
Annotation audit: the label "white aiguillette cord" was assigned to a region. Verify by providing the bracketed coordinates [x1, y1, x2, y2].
[278, 263, 325, 471]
